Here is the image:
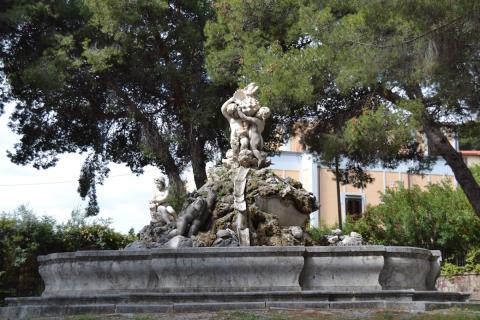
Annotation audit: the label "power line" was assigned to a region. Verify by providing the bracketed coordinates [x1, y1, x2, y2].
[0, 170, 157, 187]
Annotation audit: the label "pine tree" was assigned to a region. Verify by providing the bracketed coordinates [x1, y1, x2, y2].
[206, 0, 480, 216]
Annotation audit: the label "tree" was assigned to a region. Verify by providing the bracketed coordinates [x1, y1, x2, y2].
[0, 0, 231, 215]
[205, 0, 480, 216]
[458, 121, 480, 150]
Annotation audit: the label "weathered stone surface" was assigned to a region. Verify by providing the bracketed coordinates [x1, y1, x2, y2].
[115, 304, 172, 314]
[323, 230, 364, 246]
[7, 246, 451, 319]
[290, 226, 303, 239]
[36, 246, 443, 298]
[165, 235, 193, 248]
[437, 273, 480, 301]
[212, 237, 239, 247]
[232, 166, 251, 245]
[149, 247, 304, 292]
[301, 246, 385, 291]
[173, 301, 265, 312]
[131, 166, 316, 249]
[37, 247, 306, 296]
[216, 229, 234, 238]
[338, 232, 363, 246]
[39, 251, 155, 297]
[428, 250, 442, 291]
[212, 228, 239, 247]
[379, 247, 434, 290]
[124, 240, 148, 250]
[1, 289, 472, 319]
[254, 196, 308, 227]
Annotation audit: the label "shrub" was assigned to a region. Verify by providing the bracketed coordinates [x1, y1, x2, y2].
[57, 210, 136, 251]
[346, 180, 480, 265]
[0, 206, 137, 304]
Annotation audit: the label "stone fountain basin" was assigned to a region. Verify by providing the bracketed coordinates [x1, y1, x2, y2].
[38, 246, 440, 297]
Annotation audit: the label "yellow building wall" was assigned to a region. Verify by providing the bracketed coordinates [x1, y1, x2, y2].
[366, 171, 385, 206]
[272, 169, 301, 182]
[464, 155, 480, 167]
[290, 136, 304, 152]
[319, 169, 338, 226]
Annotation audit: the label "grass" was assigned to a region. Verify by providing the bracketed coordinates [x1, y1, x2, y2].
[60, 309, 480, 320]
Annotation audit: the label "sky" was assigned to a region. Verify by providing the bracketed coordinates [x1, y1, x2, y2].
[0, 102, 194, 233]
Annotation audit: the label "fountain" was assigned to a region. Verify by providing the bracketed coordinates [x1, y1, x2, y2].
[0, 84, 471, 319]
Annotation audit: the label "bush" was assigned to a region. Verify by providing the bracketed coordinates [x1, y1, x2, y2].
[441, 247, 480, 277]
[0, 206, 137, 304]
[346, 180, 480, 266]
[57, 210, 136, 251]
[306, 224, 332, 244]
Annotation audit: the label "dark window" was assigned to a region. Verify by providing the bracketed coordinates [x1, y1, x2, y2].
[345, 195, 363, 219]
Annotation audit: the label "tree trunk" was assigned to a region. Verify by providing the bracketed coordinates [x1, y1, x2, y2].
[164, 163, 185, 197]
[109, 82, 185, 191]
[423, 117, 480, 216]
[191, 135, 208, 189]
[377, 84, 480, 216]
[335, 156, 343, 229]
[140, 121, 185, 195]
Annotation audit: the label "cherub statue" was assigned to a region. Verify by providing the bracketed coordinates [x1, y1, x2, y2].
[221, 82, 270, 168]
[221, 149, 235, 169]
[237, 106, 271, 167]
[234, 82, 260, 116]
[221, 97, 249, 162]
[149, 176, 176, 225]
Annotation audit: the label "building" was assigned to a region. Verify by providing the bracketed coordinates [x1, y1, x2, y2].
[461, 150, 480, 167]
[268, 137, 478, 227]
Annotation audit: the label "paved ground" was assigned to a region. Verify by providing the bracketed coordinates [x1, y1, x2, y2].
[32, 308, 480, 320]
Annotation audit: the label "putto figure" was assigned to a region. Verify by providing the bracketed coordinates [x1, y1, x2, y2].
[237, 106, 271, 168]
[221, 82, 270, 169]
[149, 176, 176, 225]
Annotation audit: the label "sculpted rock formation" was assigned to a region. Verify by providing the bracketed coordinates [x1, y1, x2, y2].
[126, 83, 317, 249]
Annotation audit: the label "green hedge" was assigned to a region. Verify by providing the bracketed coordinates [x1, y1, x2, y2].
[0, 206, 137, 304]
[341, 165, 480, 275]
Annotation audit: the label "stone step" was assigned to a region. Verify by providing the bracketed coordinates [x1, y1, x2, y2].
[4, 290, 470, 306]
[2, 300, 480, 319]
[0, 290, 473, 319]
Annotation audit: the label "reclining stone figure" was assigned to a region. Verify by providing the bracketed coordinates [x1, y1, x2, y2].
[170, 187, 217, 237]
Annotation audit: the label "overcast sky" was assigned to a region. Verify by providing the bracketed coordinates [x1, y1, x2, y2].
[0, 102, 194, 233]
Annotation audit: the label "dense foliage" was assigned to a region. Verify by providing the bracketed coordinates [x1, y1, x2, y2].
[206, 0, 480, 216]
[0, 206, 136, 304]
[345, 182, 480, 262]
[343, 165, 480, 271]
[2, 0, 480, 217]
[459, 122, 480, 151]
[0, 0, 235, 215]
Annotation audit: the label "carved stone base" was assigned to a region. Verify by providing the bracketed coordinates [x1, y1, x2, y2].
[0, 247, 470, 319]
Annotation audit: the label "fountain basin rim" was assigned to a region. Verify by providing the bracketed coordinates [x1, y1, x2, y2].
[37, 245, 437, 263]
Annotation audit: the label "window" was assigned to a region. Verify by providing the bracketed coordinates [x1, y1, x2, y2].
[345, 195, 363, 219]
